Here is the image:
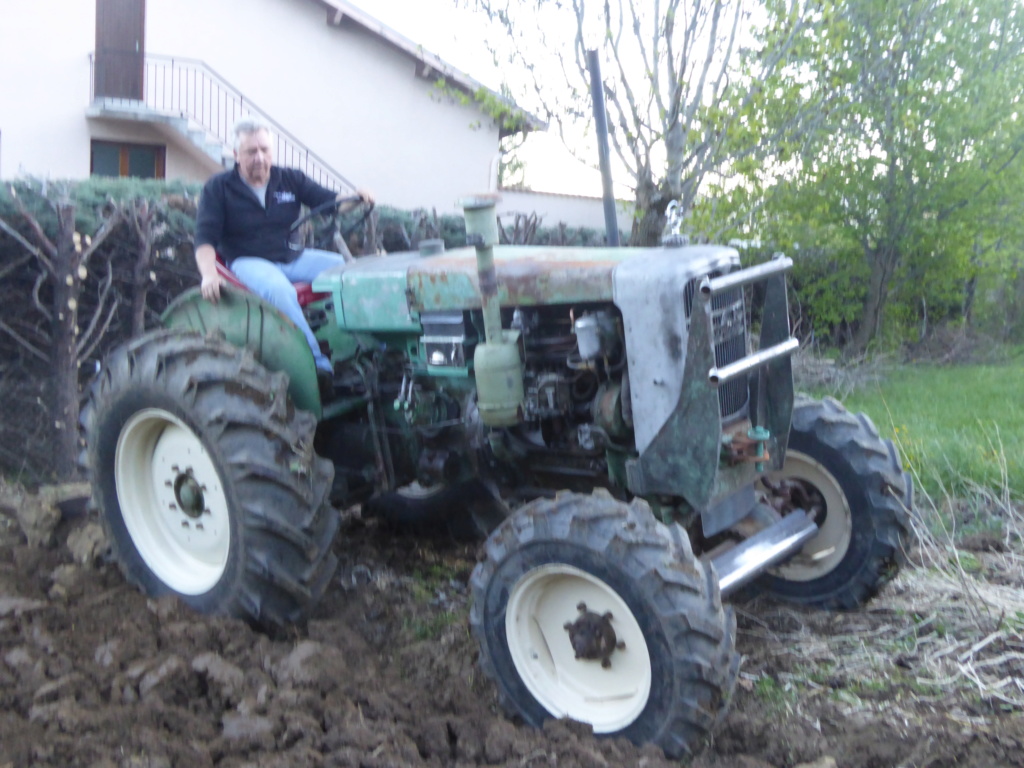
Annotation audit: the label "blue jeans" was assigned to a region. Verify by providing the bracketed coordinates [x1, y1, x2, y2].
[231, 249, 345, 373]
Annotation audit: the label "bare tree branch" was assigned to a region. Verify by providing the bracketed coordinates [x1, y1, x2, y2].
[0, 253, 33, 281]
[664, 0, 682, 90]
[81, 207, 124, 268]
[78, 300, 118, 363]
[31, 271, 51, 322]
[77, 257, 115, 357]
[11, 193, 57, 269]
[0, 320, 48, 362]
[0, 219, 49, 268]
[469, 0, 828, 242]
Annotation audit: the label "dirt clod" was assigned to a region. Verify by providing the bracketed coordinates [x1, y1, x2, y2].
[65, 520, 107, 565]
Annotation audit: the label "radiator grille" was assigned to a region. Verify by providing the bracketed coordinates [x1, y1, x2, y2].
[684, 276, 749, 419]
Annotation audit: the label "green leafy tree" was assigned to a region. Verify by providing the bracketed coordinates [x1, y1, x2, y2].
[767, 0, 1024, 350]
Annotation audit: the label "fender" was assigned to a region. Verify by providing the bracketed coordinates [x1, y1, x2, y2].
[161, 286, 323, 417]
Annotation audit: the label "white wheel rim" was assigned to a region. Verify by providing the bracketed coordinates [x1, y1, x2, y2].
[505, 564, 652, 733]
[115, 408, 231, 595]
[763, 449, 851, 581]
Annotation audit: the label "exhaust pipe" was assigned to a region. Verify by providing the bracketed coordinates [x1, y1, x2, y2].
[710, 509, 818, 596]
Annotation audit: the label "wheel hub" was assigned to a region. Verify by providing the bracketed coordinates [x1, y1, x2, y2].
[173, 470, 206, 519]
[563, 601, 625, 668]
[763, 477, 826, 526]
[759, 449, 853, 581]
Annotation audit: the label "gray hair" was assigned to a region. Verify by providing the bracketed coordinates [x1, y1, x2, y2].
[232, 116, 273, 152]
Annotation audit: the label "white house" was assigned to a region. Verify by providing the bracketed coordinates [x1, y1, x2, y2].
[497, 189, 634, 240]
[0, 0, 542, 213]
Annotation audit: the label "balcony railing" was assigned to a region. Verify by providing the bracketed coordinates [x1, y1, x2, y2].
[91, 53, 355, 192]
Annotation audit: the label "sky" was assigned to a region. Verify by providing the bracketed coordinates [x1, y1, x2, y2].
[346, 0, 618, 198]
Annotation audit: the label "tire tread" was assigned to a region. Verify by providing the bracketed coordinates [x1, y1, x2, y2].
[761, 394, 912, 609]
[80, 329, 338, 629]
[470, 491, 738, 758]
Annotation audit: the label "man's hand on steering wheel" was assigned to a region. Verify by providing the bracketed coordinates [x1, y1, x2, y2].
[337, 188, 374, 213]
[290, 190, 376, 248]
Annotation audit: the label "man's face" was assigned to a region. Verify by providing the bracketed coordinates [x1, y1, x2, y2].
[235, 129, 273, 186]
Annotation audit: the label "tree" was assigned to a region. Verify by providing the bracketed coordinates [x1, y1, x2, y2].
[767, 0, 1024, 349]
[465, 0, 820, 244]
[0, 179, 198, 482]
[0, 183, 121, 480]
[124, 198, 169, 337]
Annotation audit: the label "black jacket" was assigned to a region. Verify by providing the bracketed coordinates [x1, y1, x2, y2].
[194, 166, 336, 265]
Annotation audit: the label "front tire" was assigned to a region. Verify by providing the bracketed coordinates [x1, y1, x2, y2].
[755, 395, 912, 609]
[81, 330, 339, 629]
[470, 491, 738, 758]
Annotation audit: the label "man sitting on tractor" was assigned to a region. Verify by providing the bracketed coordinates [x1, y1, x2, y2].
[193, 116, 373, 390]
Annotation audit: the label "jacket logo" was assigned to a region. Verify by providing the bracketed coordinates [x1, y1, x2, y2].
[273, 191, 296, 203]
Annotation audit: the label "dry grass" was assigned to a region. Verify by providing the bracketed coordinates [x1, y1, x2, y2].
[894, 470, 1024, 710]
[737, 458, 1024, 719]
[791, 350, 893, 402]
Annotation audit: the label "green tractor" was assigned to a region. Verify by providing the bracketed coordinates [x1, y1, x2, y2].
[80, 195, 912, 757]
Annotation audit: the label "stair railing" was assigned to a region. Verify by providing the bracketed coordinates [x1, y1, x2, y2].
[91, 53, 355, 192]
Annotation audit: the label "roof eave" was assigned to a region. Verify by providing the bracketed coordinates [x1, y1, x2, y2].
[316, 0, 544, 136]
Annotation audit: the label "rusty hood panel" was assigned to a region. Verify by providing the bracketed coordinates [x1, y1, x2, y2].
[409, 245, 647, 311]
[312, 244, 742, 331]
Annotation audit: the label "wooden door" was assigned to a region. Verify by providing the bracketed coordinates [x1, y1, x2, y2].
[94, 0, 146, 99]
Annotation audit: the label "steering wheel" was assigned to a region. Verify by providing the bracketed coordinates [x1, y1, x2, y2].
[288, 194, 375, 258]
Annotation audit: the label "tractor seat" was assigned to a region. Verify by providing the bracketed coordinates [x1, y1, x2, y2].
[215, 258, 329, 308]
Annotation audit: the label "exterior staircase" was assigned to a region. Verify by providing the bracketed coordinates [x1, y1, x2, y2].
[88, 54, 355, 192]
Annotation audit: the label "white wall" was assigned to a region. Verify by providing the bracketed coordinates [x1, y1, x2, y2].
[0, 1, 95, 179]
[145, 0, 500, 211]
[0, 0, 503, 213]
[497, 189, 634, 237]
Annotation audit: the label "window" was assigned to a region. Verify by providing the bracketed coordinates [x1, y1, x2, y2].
[90, 141, 165, 178]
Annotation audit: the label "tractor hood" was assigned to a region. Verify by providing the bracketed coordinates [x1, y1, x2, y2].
[311, 244, 741, 332]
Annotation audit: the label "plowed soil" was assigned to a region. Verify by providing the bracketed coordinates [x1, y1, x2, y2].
[2, 499, 1022, 768]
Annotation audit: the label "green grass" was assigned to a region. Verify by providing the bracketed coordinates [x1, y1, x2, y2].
[813, 362, 1024, 500]
[405, 611, 462, 641]
[752, 674, 797, 708]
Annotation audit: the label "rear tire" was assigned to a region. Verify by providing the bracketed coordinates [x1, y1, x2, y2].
[470, 491, 738, 758]
[80, 329, 339, 629]
[755, 395, 912, 609]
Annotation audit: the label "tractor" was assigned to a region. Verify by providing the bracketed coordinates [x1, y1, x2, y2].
[80, 194, 913, 757]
